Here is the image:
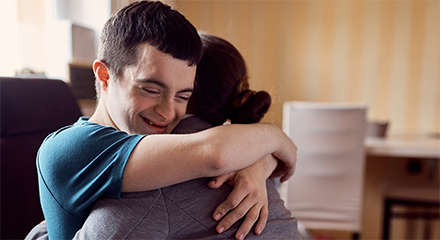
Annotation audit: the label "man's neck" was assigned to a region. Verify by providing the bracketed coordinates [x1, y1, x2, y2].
[88, 100, 117, 130]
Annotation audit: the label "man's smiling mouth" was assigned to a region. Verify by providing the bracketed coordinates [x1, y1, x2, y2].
[146, 119, 154, 125]
[141, 117, 168, 133]
[142, 117, 158, 126]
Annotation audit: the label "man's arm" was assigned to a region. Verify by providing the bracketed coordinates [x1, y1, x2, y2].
[121, 123, 296, 192]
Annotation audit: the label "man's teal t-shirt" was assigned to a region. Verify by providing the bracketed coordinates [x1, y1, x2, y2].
[36, 117, 145, 239]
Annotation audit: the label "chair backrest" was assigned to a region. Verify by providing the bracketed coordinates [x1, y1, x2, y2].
[282, 101, 367, 232]
[0, 77, 82, 239]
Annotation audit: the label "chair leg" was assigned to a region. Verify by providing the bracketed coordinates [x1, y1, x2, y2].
[352, 232, 359, 240]
[382, 200, 392, 239]
[423, 209, 432, 240]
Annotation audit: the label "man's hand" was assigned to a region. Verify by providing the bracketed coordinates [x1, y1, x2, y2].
[268, 158, 291, 181]
[208, 155, 278, 240]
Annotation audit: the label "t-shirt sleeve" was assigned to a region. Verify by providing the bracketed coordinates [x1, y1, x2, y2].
[37, 124, 145, 217]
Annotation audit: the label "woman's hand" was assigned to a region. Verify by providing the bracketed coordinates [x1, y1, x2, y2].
[208, 155, 278, 240]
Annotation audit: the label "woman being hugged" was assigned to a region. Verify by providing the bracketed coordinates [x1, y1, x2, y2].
[172, 33, 300, 240]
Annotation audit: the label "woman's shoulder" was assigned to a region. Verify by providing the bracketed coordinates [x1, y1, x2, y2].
[172, 115, 214, 134]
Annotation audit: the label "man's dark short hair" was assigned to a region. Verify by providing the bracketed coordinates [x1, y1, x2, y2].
[98, 0, 202, 77]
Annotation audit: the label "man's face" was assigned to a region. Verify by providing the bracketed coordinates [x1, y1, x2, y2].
[105, 43, 196, 135]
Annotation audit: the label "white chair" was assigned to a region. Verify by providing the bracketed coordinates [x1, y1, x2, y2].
[281, 101, 367, 239]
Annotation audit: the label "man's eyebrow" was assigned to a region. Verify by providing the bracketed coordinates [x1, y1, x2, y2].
[135, 78, 193, 93]
[178, 88, 193, 94]
[135, 79, 168, 89]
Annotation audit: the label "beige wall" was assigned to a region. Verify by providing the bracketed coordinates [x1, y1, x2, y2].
[173, 0, 439, 135]
[0, 0, 46, 75]
[3, 0, 438, 135]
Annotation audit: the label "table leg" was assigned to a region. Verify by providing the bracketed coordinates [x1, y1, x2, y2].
[427, 158, 438, 180]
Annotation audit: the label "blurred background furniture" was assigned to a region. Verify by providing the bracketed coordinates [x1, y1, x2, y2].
[0, 77, 82, 239]
[281, 101, 367, 239]
[382, 182, 439, 239]
[365, 134, 439, 239]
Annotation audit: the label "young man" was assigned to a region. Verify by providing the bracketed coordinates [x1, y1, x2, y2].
[36, 1, 297, 239]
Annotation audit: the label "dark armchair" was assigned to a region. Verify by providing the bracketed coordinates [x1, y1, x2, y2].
[1, 77, 82, 239]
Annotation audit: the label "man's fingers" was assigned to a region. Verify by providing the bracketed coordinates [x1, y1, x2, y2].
[213, 185, 248, 221]
[216, 197, 254, 235]
[208, 174, 231, 189]
[212, 160, 270, 239]
[280, 166, 295, 182]
[234, 205, 263, 240]
[253, 205, 268, 235]
[215, 187, 261, 235]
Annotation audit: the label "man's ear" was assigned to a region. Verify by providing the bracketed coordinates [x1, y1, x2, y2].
[93, 60, 110, 91]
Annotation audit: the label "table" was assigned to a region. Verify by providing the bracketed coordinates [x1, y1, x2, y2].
[361, 134, 440, 239]
[365, 134, 440, 159]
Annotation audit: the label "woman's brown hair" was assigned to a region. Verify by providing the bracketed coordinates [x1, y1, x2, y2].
[187, 33, 271, 126]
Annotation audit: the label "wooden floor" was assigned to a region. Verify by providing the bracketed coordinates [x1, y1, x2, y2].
[307, 229, 353, 240]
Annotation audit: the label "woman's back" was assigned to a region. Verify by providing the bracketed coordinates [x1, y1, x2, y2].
[74, 115, 301, 239]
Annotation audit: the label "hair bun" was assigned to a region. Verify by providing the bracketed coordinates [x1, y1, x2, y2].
[230, 89, 255, 109]
[228, 90, 271, 124]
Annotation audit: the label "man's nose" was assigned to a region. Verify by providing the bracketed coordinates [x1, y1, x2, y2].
[155, 96, 175, 122]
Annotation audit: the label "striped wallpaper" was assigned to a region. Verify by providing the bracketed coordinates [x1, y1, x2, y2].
[171, 0, 439, 136]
